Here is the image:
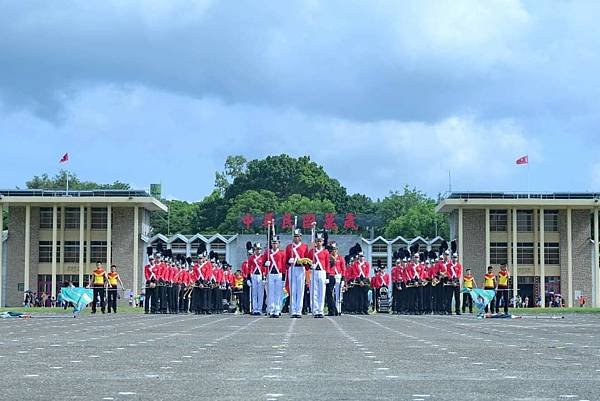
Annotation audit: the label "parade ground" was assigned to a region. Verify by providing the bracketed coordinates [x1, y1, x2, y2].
[1, 312, 598, 401]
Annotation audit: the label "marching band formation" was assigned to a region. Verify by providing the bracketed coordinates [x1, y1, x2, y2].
[133, 221, 519, 319]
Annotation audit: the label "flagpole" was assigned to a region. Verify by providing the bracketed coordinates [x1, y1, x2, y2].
[66, 170, 69, 196]
[527, 159, 530, 199]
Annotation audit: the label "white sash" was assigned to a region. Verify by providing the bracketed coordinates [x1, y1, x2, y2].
[252, 256, 262, 275]
[313, 248, 325, 270]
[358, 262, 366, 278]
[269, 249, 281, 274]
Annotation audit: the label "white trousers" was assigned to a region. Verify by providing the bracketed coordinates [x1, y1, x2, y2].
[334, 274, 343, 314]
[310, 269, 326, 315]
[251, 274, 264, 314]
[267, 273, 283, 315]
[290, 266, 305, 315]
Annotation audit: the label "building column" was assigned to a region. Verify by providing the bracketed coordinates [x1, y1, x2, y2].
[24, 205, 31, 293]
[86, 205, 91, 279]
[59, 205, 65, 280]
[485, 208, 490, 267]
[539, 208, 545, 308]
[512, 208, 518, 303]
[78, 205, 85, 287]
[0, 202, 4, 307]
[186, 242, 192, 258]
[566, 208, 573, 307]
[51, 205, 58, 299]
[458, 208, 464, 282]
[133, 206, 139, 297]
[387, 243, 393, 271]
[594, 208, 599, 307]
[106, 205, 112, 266]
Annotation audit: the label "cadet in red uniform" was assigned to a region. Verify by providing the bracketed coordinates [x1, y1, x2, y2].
[421, 260, 433, 315]
[328, 242, 346, 316]
[405, 255, 418, 315]
[286, 229, 309, 318]
[371, 266, 391, 313]
[264, 235, 287, 317]
[249, 243, 266, 315]
[391, 259, 402, 314]
[90, 261, 108, 314]
[307, 233, 329, 318]
[144, 256, 158, 314]
[351, 252, 371, 315]
[241, 249, 253, 314]
[447, 253, 462, 315]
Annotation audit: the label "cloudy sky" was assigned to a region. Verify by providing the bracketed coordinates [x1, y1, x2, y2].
[1, 0, 600, 201]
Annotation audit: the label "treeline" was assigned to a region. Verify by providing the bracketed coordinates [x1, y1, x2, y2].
[22, 155, 449, 239]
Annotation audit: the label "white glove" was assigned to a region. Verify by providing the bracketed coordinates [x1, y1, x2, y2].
[288, 258, 295, 264]
[246, 280, 251, 287]
[325, 279, 330, 284]
[265, 261, 271, 267]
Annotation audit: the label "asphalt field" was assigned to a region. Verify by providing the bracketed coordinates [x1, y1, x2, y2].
[0, 312, 598, 401]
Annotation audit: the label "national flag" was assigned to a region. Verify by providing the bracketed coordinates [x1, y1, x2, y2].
[515, 155, 528, 165]
[59, 152, 69, 163]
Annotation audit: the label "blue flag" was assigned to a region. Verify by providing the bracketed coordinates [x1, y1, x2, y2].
[462, 288, 495, 316]
[60, 287, 94, 314]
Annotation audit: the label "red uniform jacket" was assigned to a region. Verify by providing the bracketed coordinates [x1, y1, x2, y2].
[285, 242, 309, 264]
[144, 264, 155, 281]
[248, 254, 266, 276]
[350, 260, 370, 280]
[223, 270, 234, 286]
[371, 273, 391, 288]
[307, 247, 330, 272]
[331, 255, 346, 277]
[391, 266, 401, 283]
[447, 262, 462, 280]
[264, 248, 287, 274]
[241, 260, 252, 278]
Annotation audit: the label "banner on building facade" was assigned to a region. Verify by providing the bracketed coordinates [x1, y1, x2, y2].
[239, 212, 382, 232]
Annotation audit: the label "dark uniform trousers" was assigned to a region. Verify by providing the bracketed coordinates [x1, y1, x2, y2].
[242, 278, 251, 314]
[158, 282, 167, 313]
[391, 283, 401, 313]
[170, 284, 180, 313]
[462, 291, 473, 313]
[326, 275, 336, 315]
[92, 285, 106, 313]
[144, 281, 157, 313]
[422, 284, 432, 314]
[495, 286, 509, 314]
[107, 285, 118, 313]
[446, 284, 461, 313]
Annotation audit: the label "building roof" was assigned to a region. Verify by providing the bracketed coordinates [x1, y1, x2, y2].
[0, 189, 167, 212]
[437, 191, 600, 213]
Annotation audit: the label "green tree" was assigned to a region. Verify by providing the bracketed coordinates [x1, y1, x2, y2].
[214, 155, 248, 195]
[224, 155, 348, 206]
[384, 201, 449, 239]
[219, 190, 279, 232]
[195, 189, 228, 232]
[151, 200, 199, 235]
[26, 170, 130, 190]
[343, 193, 375, 214]
[277, 194, 336, 214]
[376, 186, 428, 223]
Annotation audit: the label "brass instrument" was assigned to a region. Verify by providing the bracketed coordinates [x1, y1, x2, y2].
[431, 277, 440, 287]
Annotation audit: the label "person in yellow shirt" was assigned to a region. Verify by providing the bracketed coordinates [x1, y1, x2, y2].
[483, 266, 496, 313]
[90, 261, 108, 314]
[461, 269, 477, 314]
[107, 265, 125, 314]
[495, 263, 510, 314]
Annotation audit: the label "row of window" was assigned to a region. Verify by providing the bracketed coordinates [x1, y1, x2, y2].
[490, 242, 560, 265]
[39, 207, 109, 230]
[490, 210, 559, 232]
[39, 241, 108, 263]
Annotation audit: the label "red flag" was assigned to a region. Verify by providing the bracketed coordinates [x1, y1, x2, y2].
[516, 155, 528, 165]
[59, 153, 69, 163]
